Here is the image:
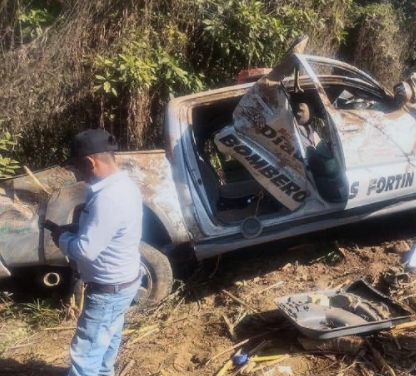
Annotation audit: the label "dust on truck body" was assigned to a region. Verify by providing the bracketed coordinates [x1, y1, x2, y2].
[0, 152, 189, 279]
[1, 38, 416, 295]
[166, 52, 416, 259]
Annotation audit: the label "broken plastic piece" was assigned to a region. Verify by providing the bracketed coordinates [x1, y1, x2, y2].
[233, 352, 248, 366]
[275, 279, 413, 339]
[409, 242, 416, 267]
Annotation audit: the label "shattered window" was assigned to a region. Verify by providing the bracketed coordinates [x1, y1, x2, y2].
[305, 61, 365, 81]
[296, 59, 393, 111]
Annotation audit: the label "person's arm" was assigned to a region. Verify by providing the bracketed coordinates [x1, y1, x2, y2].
[58, 195, 121, 262]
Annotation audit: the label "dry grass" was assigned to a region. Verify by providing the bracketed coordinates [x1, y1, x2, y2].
[0, 1, 156, 167]
[351, 4, 408, 88]
[0, 0, 415, 168]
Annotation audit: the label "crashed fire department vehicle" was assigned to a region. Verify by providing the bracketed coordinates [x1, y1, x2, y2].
[1, 38, 416, 307]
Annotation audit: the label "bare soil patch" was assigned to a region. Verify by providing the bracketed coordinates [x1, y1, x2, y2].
[1, 213, 416, 376]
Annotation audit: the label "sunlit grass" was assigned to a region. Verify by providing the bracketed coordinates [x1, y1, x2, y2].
[0, 294, 63, 329]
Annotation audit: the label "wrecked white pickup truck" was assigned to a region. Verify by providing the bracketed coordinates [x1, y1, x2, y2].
[1, 38, 416, 307]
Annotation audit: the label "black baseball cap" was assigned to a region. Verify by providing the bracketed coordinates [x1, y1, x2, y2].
[69, 129, 118, 161]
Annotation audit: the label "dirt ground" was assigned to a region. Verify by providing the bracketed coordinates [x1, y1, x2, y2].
[2, 213, 416, 376]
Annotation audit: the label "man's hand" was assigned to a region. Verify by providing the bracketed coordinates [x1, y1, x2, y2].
[59, 223, 79, 233]
[51, 227, 67, 247]
[43, 220, 78, 248]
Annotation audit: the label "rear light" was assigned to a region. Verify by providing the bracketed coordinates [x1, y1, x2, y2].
[237, 68, 272, 84]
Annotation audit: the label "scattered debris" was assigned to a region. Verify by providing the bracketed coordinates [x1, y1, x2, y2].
[385, 240, 410, 254]
[257, 281, 285, 294]
[276, 365, 293, 375]
[366, 338, 397, 376]
[250, 354, 288, 362]
[281, 263, 292, 271]
[409, 242, 416, 267]
[207, 338, 250, 365]
[128, 327, 159, 345]
[43, 326, 76, 331]
[2, 240, 416, 376]
[275, 279, 413, 339]
[118, 359, 135, 376]
[215, 350, 240, 376]
[222, 289, 258, 313]
[250, 355, 289, 373]
[298, 336, 365, 355]
[223, 314, 236, 340]
[357, 362, 374, 376]
[232, 352, 248, 366]
[392, 320, 416, 332]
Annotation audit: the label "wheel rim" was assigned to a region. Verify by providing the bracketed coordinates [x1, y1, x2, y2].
[133, 261, 153, 304]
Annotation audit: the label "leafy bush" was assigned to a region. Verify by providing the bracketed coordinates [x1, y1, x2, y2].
[93, 38, 204, 98]
[200, 0, 287, 76]
[17, 5, 57, 41]
[0, 132, 21, 178]
[0, 0, 414, 169]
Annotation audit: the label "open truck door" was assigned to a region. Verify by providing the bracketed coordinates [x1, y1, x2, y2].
[215, 37, 310, 211]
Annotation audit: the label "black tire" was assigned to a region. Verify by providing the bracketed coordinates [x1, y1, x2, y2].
[132, 241, 173, 308]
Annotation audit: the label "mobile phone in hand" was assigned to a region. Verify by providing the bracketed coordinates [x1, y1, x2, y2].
[43, 219, 60, 232]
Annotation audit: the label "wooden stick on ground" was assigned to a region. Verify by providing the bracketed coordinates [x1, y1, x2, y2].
[390, 331, 401, 350]
[172, 296, 185, 313]
[207, 332, 271, 365]
[358, 362, 374, 376]
[365, 338, 396, 376]
[250, 355, 289, 373]
[216, 349, 242, 376]
[123, 324, 158, 336]
[119, 359, 135, 376]
[392, 320, 416, 331]
[129, 328, 159, 345]
[223, 314, 236, 340]
[257, 281, 285, 294]
[43, 326, 76, 331]
[334, 279, 351, 290]
[6, 342, 37, 351]
[122, 329, 137, 336]
[215, 358, 234, 376]
[247, 339, 269, 356]
[206, 338, 250, 365]
[250, 354, 288, 362]
[222, 289, 258, 313]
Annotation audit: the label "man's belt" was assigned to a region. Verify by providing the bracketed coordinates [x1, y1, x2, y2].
[87, 275, 141, 294]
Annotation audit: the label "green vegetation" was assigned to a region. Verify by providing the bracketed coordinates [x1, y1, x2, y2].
[309, 242, 344, 266]
[0, 132, 21, 178]
[0, 296, 62, 329]
[0, 0, 415, 169]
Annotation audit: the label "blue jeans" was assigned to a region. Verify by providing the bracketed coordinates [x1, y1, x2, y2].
[68, 280, 140, 376]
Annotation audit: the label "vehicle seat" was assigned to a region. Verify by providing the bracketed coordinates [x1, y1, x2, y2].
[305, 134, 348, 204]
[196, 153, 263, 215]
[293, 103, 348, 203]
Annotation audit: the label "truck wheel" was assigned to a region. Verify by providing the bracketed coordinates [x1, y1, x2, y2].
[132, 242, 173, 308]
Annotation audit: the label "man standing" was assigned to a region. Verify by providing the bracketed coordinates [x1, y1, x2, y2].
[52, 128, 143, 376]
